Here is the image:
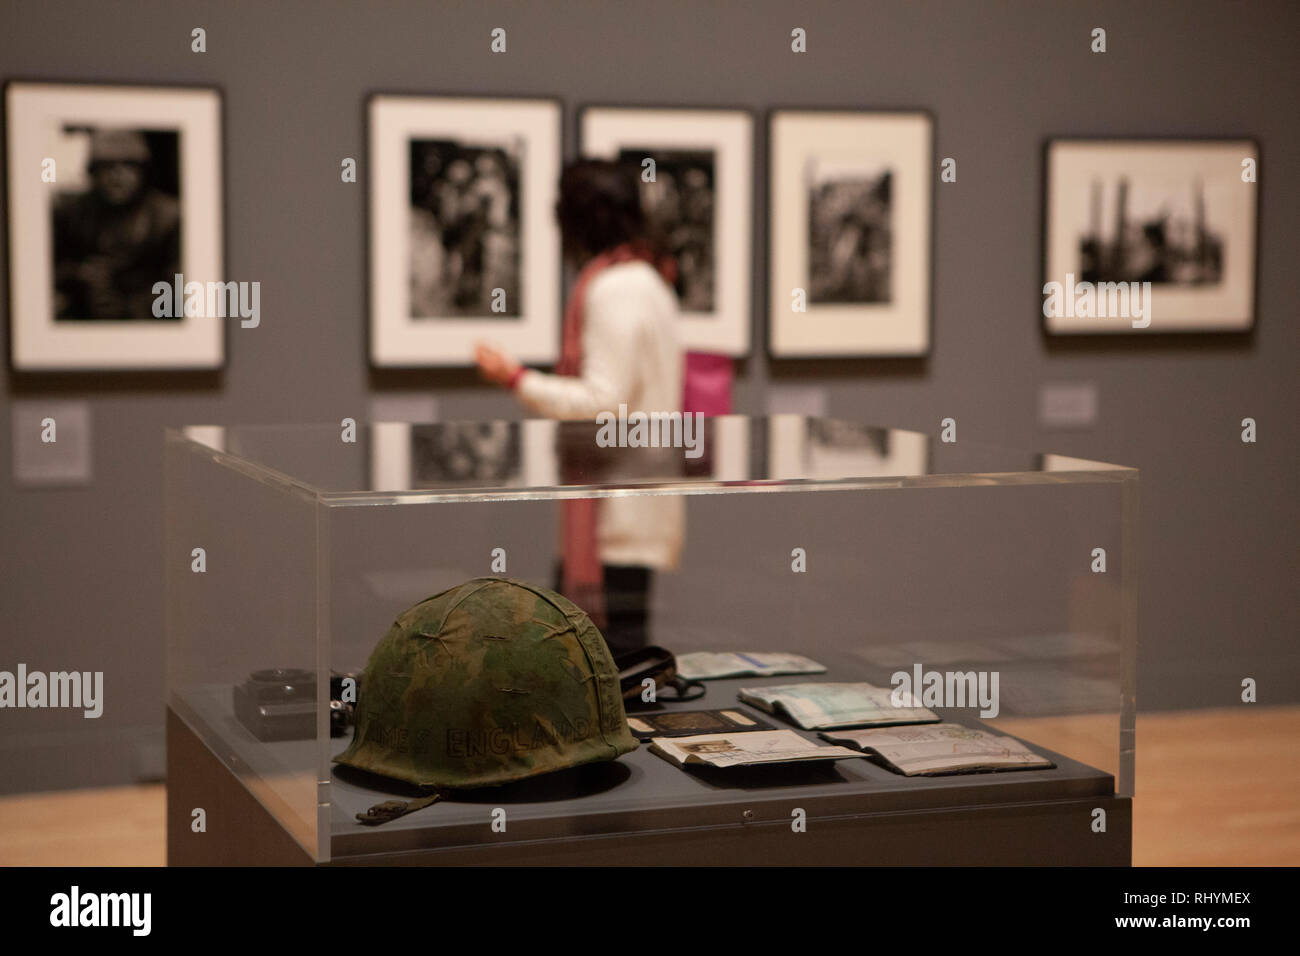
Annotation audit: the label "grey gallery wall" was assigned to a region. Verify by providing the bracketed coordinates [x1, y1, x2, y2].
[1, 0, 1297, 793]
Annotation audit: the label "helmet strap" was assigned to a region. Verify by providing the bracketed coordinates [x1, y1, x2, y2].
[663, 677, 707, 703]
[355, 791, 444, 826]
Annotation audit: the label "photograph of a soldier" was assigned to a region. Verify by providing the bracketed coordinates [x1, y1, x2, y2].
[474, 159, 686, 656]
[52, 126, 181, 321]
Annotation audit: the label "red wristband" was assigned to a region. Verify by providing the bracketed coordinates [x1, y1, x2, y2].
[506, 366, 526, 390]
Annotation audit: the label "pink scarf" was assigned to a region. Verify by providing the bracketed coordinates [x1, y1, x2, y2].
[557, 242, 674, 626]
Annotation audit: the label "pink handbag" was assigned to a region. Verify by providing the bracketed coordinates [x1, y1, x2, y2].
[682, 352, 733, 415]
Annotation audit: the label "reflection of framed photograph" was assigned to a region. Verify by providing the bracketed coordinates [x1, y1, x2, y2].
[580, 107, 752, 356]
[369, 95, 561, 366]
[767, 416, 929, 480]
[410, 420, 521, 485]
[369, 419, 557, 491]
[769, 110, 931, 357]
[5, 81, 223, 370]
[1044, 139, 1258, 333]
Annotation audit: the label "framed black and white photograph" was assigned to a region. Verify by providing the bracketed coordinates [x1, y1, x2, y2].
[1044, 139, 1259, 333]
[5, 81, 223, 370]
[369, 95, 561, 366]
[768, 110, 931, 357]
[580, 107, 752, 356]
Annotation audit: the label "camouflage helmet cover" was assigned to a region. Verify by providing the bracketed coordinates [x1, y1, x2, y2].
[334, 577, 637, 789]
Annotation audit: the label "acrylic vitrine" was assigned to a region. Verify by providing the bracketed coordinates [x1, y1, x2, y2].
[164, 416, 1136, 865]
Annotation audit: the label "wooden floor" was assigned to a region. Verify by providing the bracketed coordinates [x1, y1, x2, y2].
[1, 705, 1297, 866]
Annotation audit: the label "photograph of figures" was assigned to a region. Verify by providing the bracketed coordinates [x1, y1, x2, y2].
[769, 110, 931, 357]
[408, 137, 522, 319]
[369, 95, 560, 366]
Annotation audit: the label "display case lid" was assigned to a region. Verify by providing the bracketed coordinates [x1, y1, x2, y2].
[169, 415, 1136, 505]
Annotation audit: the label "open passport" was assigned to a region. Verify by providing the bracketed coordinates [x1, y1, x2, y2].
[821, 723, 1054, 775]
[737, 681, 940, 730]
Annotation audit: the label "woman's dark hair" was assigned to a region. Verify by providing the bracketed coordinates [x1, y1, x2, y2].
[556, 159, 648, 260]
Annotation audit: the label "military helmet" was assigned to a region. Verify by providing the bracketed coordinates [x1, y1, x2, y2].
[88, 129, 150, 165]
[334, 577, 637, 791]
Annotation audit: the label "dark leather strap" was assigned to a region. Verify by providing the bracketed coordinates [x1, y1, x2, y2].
[356, 792, 443, 826]
[664, 676, 707, 702]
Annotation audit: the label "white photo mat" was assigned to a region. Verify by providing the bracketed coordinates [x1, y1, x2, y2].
[6, 82, 223, 370]
[1044, 139, 1257, 333]
[368, 95, 560, 366]
[769, 111, 931, 357]
[580, 106, 753, 356]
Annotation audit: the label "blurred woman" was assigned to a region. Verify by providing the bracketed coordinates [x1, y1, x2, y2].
[474, 159, 684, 655]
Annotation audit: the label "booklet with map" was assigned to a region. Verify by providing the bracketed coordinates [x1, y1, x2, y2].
[675, 652, 827, 681]
[821, 723, 1054, 775]
[737, 681, 940, 730]
[649, 729, 864, 769]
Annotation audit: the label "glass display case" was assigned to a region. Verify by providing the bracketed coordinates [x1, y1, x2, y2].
[164, 416, 1137, 865]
